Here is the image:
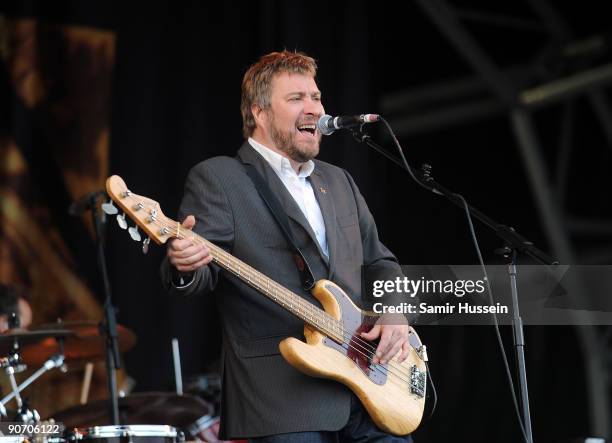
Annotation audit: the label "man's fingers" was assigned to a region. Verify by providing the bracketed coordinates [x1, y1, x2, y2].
[358, 321, 412, 365]
[182, 215, 196, 230]
[169, 216, 196, 249]
[174, 252, 213, 272]
[167, 214, 207, 272]
[380, 335, 405, 364]
[175, 254, 213, 273]
[373, 329, 394, 364]
[172, 247, 210, 266]
[168, 238, 192, 253]
[168, 215, 200, 254]
[398, 341, 411, 363]
[169, 245, 210, 268]
[171, 243, 208, 259]
[360, 324, 381, 341]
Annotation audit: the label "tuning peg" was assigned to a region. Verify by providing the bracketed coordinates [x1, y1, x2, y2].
[146, 208, 158, 223]
[117, 213, 128, 229]
[102, 200, 118, 215]
[142, 237, 151, 254]
[128, 225, 141, 242]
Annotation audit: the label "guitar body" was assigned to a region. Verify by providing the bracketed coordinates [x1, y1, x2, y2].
[279, 279, 427, 436]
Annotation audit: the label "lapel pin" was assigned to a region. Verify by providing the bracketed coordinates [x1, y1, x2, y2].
[319, 187, 327, 194]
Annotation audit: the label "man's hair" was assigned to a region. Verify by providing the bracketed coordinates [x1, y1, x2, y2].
[241, 50, 317, 138]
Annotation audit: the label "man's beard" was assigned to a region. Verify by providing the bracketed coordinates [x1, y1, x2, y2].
[268, 115, 320, 163]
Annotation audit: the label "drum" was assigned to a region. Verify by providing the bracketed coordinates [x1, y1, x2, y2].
[52, 393, 211, 431]
[187, 415, 220, 443]
[187, 416, 245, 443]
[69, 425, 181, 443]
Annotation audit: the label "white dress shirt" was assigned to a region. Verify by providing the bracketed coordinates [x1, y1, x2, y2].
[248, 137, 328, 257]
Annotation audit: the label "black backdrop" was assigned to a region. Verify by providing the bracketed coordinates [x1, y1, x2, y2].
[3, 1, 611, 442]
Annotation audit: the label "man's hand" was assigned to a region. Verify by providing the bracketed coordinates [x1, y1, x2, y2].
[360, 313, 410, 365]
[167, 215, 213, 272]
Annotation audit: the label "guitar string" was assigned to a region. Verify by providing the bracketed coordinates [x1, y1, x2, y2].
[132, 212, 420, 386]
[161, 217, 390, 358]
[156, 217, 418, 387]
[187, 227, 423, 382]
[212, 252, 415, 388]
[205, 244, 415, 382]
[113, 190, 420, 372]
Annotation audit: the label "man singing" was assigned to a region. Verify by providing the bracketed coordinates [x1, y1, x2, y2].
[162, 50, 412, 442]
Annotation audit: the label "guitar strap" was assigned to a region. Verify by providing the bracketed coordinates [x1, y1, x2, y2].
[244, 163, 316, 291]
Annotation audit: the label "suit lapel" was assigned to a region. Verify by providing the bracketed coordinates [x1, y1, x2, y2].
[237, 142, 330, 266]
[308, 168, 337, 275]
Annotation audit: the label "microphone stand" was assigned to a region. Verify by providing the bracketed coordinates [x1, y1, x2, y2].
[72, 192, 121, 425]
[348, 127, 556, 265]
[349, 126, 557, 443]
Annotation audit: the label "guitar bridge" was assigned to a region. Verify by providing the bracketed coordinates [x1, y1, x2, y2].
[410, 365, 426, 398]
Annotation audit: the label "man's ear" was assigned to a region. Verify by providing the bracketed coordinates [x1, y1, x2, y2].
[252, 103, 267, 127]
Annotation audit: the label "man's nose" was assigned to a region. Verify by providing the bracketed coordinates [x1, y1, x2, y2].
[304, 98, 324, 116]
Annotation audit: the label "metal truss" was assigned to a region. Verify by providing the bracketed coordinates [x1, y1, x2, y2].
[381, 0, 612, 437]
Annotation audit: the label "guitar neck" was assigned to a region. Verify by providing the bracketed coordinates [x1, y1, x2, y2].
[179, 227, 344, 342]
[104, 175, 344, 342]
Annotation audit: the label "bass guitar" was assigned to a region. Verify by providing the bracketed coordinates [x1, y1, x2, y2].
[105, 175, 428, 436]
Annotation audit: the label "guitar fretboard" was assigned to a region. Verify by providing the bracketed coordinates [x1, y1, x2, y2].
[176, 225, 345, 343]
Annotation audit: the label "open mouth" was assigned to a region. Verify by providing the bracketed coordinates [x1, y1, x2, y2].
[297, 123, 316, 136]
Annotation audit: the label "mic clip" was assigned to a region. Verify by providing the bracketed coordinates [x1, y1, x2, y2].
[348, 125, 371, 144]
[68, 190, 106, 216]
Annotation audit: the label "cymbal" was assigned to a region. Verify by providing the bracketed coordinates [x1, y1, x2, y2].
[19, 321, 136, 366]
[0, 329, 74, 355]
[52, 392, 213, 430]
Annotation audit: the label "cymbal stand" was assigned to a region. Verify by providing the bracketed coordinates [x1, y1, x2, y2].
[1, 337, 27, 415]
[1, 352, 65, 420]
[5, 366, 23, 410]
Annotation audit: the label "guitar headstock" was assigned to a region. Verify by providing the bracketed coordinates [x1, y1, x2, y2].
[105, 175, 177, 246]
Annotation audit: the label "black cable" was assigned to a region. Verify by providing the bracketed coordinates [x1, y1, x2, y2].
[378, 116, 529, 443]
[456, 193, 529, 443]
[425, 361, 437, 420]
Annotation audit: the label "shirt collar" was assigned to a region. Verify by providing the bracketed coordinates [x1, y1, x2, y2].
[248, 137, 315, 178]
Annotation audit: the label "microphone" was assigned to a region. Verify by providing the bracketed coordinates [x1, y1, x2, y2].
[317, 114, 380, 135]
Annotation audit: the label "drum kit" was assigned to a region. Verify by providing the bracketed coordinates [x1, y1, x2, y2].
[0, 321, 237, 443]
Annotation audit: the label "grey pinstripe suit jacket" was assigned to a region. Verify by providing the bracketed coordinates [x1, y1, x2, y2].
[161, 141, 403, 439]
